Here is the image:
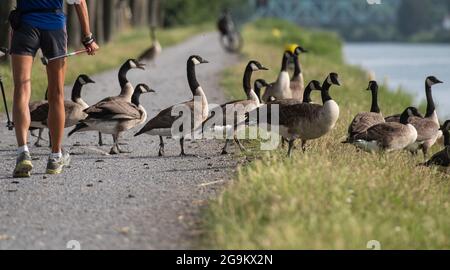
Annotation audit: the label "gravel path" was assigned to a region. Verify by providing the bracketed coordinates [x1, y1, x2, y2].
[0, 33, 239, 250]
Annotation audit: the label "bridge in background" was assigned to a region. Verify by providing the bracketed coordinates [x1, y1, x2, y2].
[244, 0, 401, 26]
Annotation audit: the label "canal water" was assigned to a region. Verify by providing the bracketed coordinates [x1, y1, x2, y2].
[344, 43, 450, 119]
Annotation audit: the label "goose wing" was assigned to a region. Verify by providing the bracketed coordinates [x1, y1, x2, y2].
[409, 118, 440, 141]
[354, 123, 404, 147]
[425, 146, 450, 167]
[30, 102, 50, 123]
[260, 103, 322, 126]
[138, 101, 194, 133]
[85, 100, 141, 120]
[349, 112, 385, 137]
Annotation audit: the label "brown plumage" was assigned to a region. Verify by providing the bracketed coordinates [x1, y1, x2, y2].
[138, 27, 162, 64]
[69, 84, 154, 155]
[345, 81, 385, 143]
[353, 107, 421, 153]
[290, 46, 307, 100]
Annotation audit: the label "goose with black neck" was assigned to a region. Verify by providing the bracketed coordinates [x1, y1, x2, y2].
[201, 60, 268, 155]
[262, 51, 294, 102]
[135, 55, 210, 157]
[69, 84, 154, 155]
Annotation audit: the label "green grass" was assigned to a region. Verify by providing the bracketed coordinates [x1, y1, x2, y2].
[0, 23, 212, 112]
[201, 19, 450, 250]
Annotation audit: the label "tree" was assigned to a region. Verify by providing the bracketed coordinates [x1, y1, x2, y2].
[397, 0, 443, 37]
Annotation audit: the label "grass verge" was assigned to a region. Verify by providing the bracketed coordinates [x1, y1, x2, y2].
[201, 19, 450, 250]
[0, 23, 212, 112]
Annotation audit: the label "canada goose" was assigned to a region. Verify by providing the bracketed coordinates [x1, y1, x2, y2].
[424, 120, 450, 167]
[134, 55, 209, 157]
[29, 75, 95, 145]
[262, 51, 294, 102]
[138, 27, 162, 64]
[344, 81, 385, 144]
[266, 80, 322, 149]
[69, 84, 154, 155]
[352, 107, 421, 153]
[245, 73, 341, 157]
[202, 60, 268, 155]
[290, 46, 308, 100]
[94, 59, 145, 146]
[385, 76, 441, 123]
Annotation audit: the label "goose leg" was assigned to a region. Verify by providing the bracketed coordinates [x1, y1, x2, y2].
[234, 136, 246, 152]
[109, 134, 120, 155]
[34, 129, 44, 147]
[98, 132, 104, 146]
[301, 140, 308, 153]
[116, 133, 131, 153]
[180, 137, 187, 156]
[158, 136, 165, 157]
[288, 140, 295, 157]
[221, 139, 231, 155]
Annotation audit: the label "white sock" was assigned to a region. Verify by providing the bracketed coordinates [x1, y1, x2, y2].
[50, 152, 62, 160]
[18, 145, 29, 155]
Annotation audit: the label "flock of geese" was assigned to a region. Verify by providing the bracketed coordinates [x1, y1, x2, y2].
[2, 38, 449, 170]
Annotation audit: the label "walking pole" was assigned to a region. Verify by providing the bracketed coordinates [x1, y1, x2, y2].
[0, 75, 14, 130]
[0, 48, 13, 130]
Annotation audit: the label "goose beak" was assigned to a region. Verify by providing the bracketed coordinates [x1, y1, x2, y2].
[201, 59, 209, 64]
[87, 78, 96, 84]
[260, 66, 269, 71]
[148, 88, 156, 93]
[436, 79, 443, 84]
[137, 62, 146, 70]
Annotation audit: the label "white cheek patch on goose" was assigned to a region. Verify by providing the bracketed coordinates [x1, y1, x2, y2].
[250, 63, 259, 71]
[78, 77, 86, 85]
[327, 76, 333, 85]
[130, 61, 137, 68]
[192, 58, 201, 65]
[426, 78, 433, 87]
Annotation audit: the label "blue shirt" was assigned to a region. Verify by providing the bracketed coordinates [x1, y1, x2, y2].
[17, 0, 66, 30]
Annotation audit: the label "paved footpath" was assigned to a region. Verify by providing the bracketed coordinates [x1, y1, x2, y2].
[0, 33, 240, 250]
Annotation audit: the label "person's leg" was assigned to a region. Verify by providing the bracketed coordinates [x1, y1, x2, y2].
[12, 55, 33, 148]
[46, 57, 66, 154]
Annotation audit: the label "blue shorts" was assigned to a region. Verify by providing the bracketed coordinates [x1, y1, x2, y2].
[10, 23, 67, 59]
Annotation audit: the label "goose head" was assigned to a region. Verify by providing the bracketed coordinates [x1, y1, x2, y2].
[426, 76, 443, 87]
[254, 79, 269, 102]
[132, 84, 155, 106]
[248, 60, 268, 72]
[189, 55, 209, 65]
[77, 74, 95, 86]
[294, 46, 308, 55]
[0, 47, 8, 59]
[325, 72, 341, 87]
[123, 59, 146, 71]
[400, 107, 421, 125]
[366, 81, 378, 92]
[303, 80, 322, 103]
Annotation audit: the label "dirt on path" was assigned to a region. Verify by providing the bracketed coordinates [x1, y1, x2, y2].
[0, 32, 240, 250]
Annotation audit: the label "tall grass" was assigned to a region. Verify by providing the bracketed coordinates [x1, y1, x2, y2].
[0, 23, 212, 112]
[202, 19, 450, 250]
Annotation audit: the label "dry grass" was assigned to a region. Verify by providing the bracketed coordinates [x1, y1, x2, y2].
[201, 19, 450, 250]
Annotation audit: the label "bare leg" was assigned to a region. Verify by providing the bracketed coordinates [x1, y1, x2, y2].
[158, 136, 165, 157]
[221, 139, 231, 155]
[46, 58, 66, 154]
[12, 55, 33, 148]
